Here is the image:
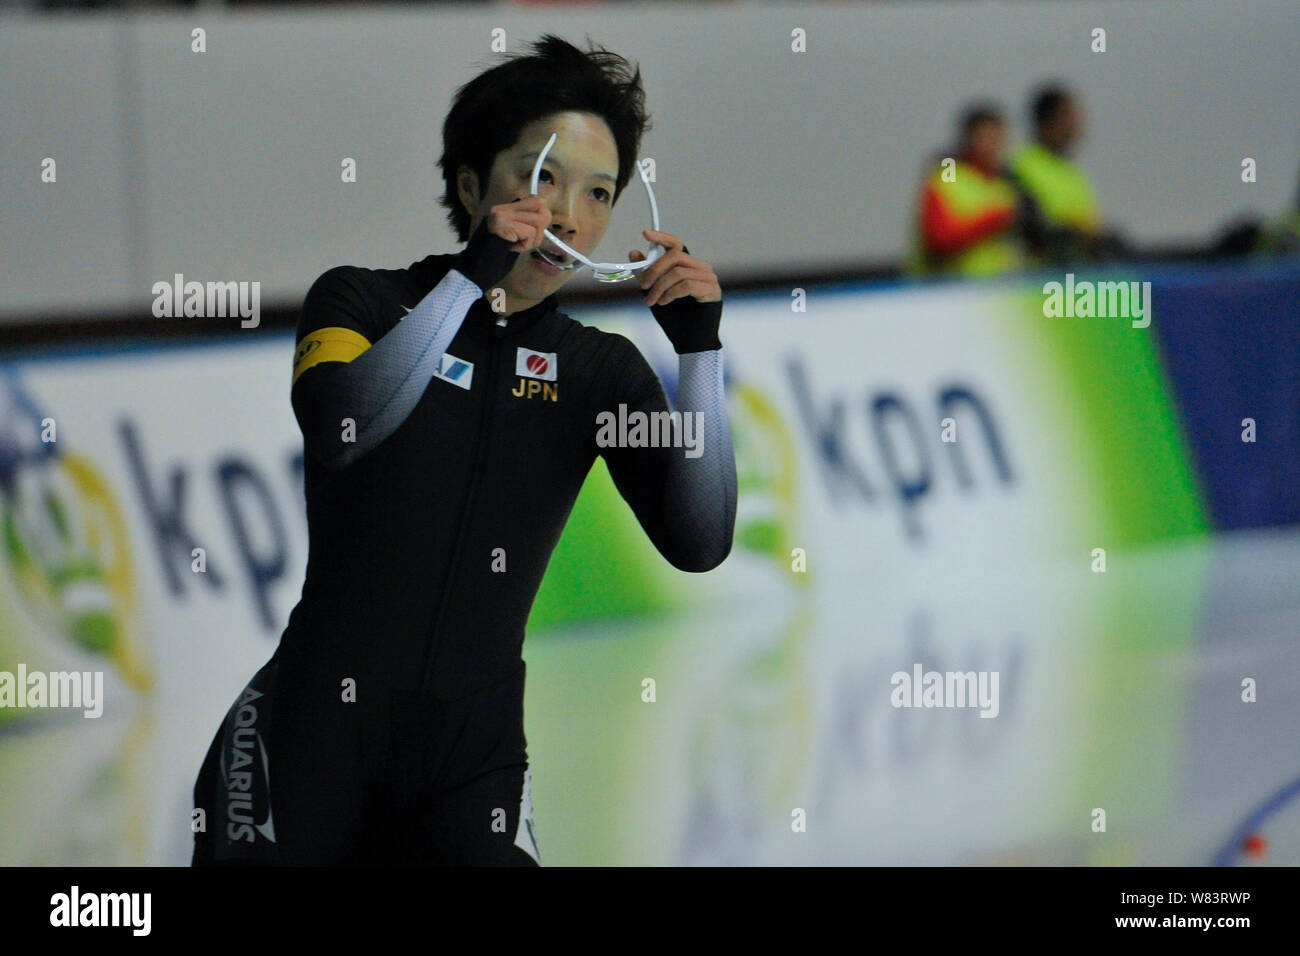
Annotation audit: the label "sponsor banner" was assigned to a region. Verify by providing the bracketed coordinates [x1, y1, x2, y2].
[0, 265, 1296, 864]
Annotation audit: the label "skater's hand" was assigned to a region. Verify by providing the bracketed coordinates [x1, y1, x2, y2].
[485, 197, 553, 253]
[631, 230, 721, 308]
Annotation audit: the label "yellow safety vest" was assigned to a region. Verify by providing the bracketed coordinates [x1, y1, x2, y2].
[907, 161, 1023, 277]
[1009, 143, 1101, 233]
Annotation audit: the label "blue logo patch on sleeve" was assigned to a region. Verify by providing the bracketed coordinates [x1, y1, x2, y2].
[434, 353, 475, 390]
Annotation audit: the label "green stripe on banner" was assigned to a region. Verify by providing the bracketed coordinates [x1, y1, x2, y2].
[1017, 275, 1211, 861]
[1083, 539, 1210, 863]
[1018, 276, 1209, 544]
[526, 458, 683, 631]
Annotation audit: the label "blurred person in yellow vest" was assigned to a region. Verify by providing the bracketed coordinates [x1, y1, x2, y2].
[909, 104, 1028, 277]
[1008, 84, 1129, 264]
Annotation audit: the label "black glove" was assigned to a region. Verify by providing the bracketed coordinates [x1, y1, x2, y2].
[647, 243, 723, 354]
[650, 297, 723, 354]
[451, 218, 520, 291]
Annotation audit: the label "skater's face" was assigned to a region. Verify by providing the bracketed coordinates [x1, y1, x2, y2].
[459, 111, 620, 305]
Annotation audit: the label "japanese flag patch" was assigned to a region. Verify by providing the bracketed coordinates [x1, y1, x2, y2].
[515, 347, 557, 382]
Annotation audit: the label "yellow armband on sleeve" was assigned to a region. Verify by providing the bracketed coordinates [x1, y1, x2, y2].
[292, 327, 372, 385]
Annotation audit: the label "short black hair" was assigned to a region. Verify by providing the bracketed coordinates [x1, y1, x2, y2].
[1031, 84, 1073, 130]
[438, 34, 652, 243]
[958, 102, 1005, 143]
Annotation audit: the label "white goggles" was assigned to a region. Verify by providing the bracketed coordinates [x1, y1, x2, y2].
[529, 132, 666, 283]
